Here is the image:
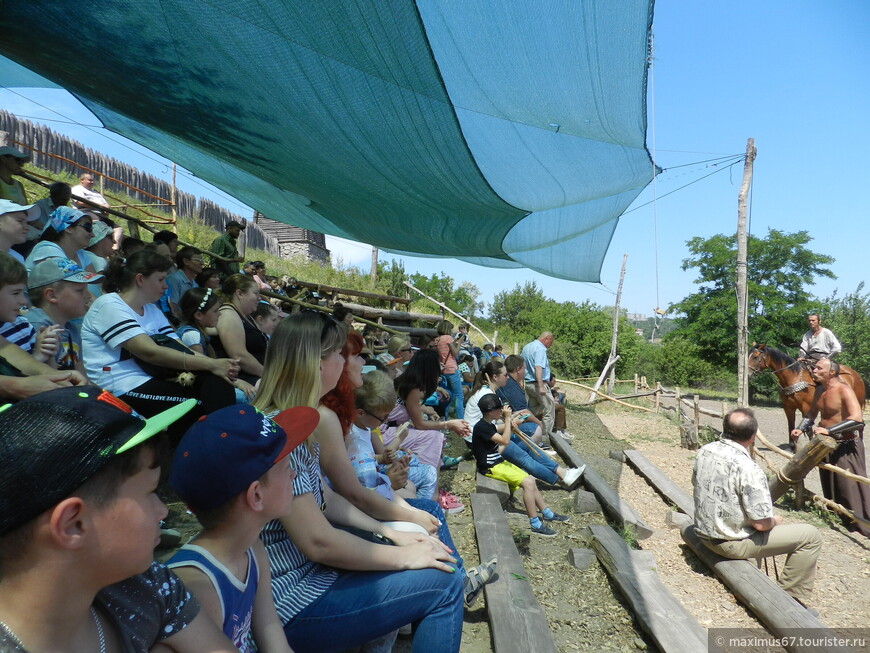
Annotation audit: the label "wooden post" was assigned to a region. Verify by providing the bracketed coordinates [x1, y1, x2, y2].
[721, 402, 727, 420]
[690, 394, 701, 449]
[170, 162, 177, 224]
[767, 435, 838, 502]
[736, 138, 756, 408]
[654, 382, 661, 412]
[370, 246, 378, 284]
[513, 342, 518, 355]
[606, 254, 628, 395]
[634, 373, 639, 394]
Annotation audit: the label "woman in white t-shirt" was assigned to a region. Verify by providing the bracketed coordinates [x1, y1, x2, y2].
[24, 207, 96, 273]
[81, 249, 239, 436]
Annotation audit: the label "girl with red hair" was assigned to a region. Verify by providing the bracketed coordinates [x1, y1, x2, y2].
[319, 328, 438, 534]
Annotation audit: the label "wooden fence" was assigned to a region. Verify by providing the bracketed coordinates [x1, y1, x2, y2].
[0, 110, 278, 255]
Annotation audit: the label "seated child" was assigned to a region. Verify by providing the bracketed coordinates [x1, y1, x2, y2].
[26, 257, 103, 374]
[168, 405, 320, 651]
[472, 394, 570, 537]
[0, 386, 237, 651]
[0, 252, 87, 399]
[353, 369, 437, 501]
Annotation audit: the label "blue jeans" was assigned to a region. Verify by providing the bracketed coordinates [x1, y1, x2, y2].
[443, 370, 464, 419]
[284, 499, 464, 653]
[502, 435, 559, 485]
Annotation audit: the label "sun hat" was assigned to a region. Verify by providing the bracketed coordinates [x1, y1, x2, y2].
[0, 198, 40, 222]
[169, 405, 319, 513]
[44, 206, 88, 234]
[88, 220, 113, 247]
[28, 257, 104, 289]
[0, 386, 196, 536]
[0, 146, 30, 161]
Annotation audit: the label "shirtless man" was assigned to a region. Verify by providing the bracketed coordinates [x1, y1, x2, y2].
[791, 358, 870, 537]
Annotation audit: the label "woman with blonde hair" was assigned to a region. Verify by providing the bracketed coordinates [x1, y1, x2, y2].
[252, 312, 465, 652]
[212, 273, 267, 384]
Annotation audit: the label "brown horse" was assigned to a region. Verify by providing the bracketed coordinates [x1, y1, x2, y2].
[747, 344, 866, 440]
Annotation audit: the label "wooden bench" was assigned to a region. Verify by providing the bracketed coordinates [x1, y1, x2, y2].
[588, 525, 707, 652]
[470, 493, 557, 653]
[549, 432, 653, 539]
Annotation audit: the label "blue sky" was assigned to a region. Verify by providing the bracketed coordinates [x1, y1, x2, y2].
[1, 1, 868, 318]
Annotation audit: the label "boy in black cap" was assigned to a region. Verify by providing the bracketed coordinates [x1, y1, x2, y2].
[472, 393, 569, 537]
[0, 386, 238, 651]
[167, 405, 319, 651]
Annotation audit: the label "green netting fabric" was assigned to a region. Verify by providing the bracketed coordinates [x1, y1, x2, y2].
[0, 0, 655, 282]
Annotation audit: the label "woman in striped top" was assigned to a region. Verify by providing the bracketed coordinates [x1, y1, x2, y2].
[252, 312, 464, 653]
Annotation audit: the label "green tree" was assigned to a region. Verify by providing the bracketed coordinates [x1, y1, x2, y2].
[669, 229, 834, 369]
[489, 284, 642, 378]
[489, 282, 548, 334]
[406, 271, 483, 319]
[376, 259, 408, 298]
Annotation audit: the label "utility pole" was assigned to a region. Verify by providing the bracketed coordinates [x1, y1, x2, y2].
[370, 247, 378, 284]
[607, 254, 628, 394]
[736, 138, 756, 407]
[170, 162, 177, 226]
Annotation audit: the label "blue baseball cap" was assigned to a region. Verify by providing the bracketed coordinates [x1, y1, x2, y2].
[170, 406, 319, 513]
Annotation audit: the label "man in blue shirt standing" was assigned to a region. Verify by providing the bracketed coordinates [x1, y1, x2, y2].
[521, 331, 565, 442]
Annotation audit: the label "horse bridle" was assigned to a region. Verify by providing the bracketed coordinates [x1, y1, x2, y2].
[747, 348, 803, 376]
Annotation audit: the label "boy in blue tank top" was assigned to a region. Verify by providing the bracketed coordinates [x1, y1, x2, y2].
[168, 405, 320, 652]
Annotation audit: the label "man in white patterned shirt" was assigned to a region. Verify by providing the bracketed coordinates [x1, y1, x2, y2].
[692, 408, 822, 607]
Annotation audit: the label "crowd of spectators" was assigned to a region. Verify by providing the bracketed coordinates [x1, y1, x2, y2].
[0, 169, 514, 650]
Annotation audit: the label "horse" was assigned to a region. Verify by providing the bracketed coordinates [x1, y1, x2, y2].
[747, 344, 866, 442]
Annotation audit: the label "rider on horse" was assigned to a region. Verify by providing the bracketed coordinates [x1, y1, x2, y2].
[798, 312, 841, 368]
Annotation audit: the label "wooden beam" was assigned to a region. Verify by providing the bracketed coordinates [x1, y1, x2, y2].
[622, 450, 695, 517]
[338, 301, 442, 323]
[767, 435, 838, 501]
[557, 379, 655, 413]
[549, 432, 653, 539]
[671, 512, 839, 651]
[470, 494, 558, 653]
[588, 525, 707, 653]
[403, 280, 493, 343]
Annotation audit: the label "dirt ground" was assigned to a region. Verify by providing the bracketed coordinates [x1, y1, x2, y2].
[593, 400, 870, 640]
[162, 392, 870, 652]
[440, 392, 870, 652]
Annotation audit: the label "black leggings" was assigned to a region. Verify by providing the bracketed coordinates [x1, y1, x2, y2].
[122, 374, 236, 444]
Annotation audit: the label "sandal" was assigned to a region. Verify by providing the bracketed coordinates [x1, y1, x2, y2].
[441, 455, 462, 470]
[464, 556, 498, 607]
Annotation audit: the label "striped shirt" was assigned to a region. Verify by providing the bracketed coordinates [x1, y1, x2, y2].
[260, 426, 338, 623]
[82, 293, 179, 395]
[0, 316, 36, 352]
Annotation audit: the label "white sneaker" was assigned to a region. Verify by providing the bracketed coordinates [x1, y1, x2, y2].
[561, 465, 585, 490]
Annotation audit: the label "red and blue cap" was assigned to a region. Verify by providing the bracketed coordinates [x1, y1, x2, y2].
[169, 405, 319, 513]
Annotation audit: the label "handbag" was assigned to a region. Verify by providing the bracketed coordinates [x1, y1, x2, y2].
[130, 334, 197, 385]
